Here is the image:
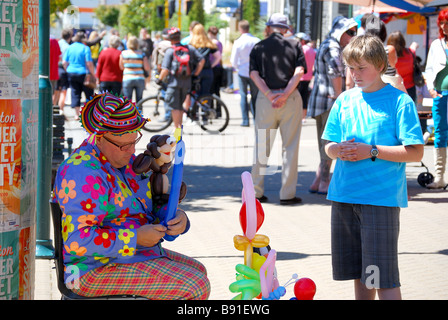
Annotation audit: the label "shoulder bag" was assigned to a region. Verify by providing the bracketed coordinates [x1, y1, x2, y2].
[83, 73, 97, 89]
[411, 50, 425, 87]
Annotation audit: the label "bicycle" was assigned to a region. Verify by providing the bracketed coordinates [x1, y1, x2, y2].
[137, 81, 230, 133]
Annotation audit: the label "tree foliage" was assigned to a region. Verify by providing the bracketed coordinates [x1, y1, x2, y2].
[205, 10, 228, 31]
[50, 0, 72, 15]
[243, 0, 260, 30]
[119, 0, 154, 36]
[119, 0, 166, 35]
[187, 0, 205, 25]
[94, 5, 120, 28]
[149, 0, 166, 32]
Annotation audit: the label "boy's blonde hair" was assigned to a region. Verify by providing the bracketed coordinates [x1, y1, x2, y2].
[342, 35, 388, 74]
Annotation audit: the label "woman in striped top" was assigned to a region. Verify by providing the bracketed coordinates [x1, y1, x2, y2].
[120, 36, 151, 103]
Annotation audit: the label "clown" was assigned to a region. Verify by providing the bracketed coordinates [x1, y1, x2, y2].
[52, 92, 210, 299]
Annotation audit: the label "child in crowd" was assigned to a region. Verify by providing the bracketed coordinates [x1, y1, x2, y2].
[322, 35, 424, 300]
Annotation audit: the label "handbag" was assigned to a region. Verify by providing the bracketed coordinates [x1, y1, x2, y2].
[83, 73, 96, 89]
[411, 51, 425, 87]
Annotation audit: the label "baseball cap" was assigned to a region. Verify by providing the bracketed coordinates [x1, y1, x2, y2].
[296, 32, 311, 42]
[266, 13, 290, 29]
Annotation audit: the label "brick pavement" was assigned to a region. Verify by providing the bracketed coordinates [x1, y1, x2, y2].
[34, 88, 448, 300]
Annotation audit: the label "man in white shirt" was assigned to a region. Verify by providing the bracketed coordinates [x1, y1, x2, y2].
[230, 20, 260, 126]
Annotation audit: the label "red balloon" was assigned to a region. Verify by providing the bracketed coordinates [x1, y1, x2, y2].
[294, 278, 316, 300]
[239, 199, 265, 235]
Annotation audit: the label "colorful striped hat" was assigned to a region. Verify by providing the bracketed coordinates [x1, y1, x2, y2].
[81, 92, 148, 141]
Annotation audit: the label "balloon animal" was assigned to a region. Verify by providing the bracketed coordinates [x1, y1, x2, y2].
[132, 128, 186, 241]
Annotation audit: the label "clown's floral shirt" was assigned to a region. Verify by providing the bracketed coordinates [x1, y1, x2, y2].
[52, 140, 171, 283]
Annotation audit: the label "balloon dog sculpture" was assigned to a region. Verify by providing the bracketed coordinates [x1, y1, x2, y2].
[132, 127, 186, 241]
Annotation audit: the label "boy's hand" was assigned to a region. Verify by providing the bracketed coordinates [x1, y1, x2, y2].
[336, 139, 371, 161]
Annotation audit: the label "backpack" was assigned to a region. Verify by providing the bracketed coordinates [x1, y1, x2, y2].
[198, 47, 211, 69]
[172, 45, 191, 77]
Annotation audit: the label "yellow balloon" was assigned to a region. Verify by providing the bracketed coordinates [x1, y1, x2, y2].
[252, 253, 267, 273]
[233, 234, 270, 269]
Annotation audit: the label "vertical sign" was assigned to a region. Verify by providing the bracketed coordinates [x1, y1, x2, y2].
[0, 0, 38, 300]
[298, 0, 322, 42]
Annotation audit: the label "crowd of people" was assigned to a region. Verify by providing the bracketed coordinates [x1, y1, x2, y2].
[50, 23, 226, 123]
[50, 9, 448, 301]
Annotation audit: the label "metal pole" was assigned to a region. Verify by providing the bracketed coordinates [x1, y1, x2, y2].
[165, 0, 169, 28]
[36, 0, 54, 259]
[178, 0, 182, 29]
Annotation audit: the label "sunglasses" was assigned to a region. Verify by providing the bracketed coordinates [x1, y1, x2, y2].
[345, 29, 357, 37]
[102, 131, 142, 152]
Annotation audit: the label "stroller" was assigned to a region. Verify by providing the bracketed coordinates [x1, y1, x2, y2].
[416, 105, 448, 190]
[416, 109, 435, 188]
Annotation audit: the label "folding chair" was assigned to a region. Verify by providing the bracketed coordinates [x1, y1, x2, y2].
[50, 201, 147, 300]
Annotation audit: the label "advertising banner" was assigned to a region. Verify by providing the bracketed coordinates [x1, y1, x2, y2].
[0, 0, 22, 99]
[0, 0, 38, 299]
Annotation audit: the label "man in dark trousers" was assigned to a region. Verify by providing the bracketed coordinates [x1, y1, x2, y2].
[249, 13, 307, 205]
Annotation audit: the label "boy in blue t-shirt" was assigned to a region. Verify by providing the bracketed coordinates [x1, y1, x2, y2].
[322, 35, 424, 300]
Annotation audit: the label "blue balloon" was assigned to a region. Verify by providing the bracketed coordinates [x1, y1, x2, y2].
[262, 286, 286, 300]
[162, 132, 185, 241]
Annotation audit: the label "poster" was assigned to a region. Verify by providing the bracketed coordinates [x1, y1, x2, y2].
[0, 0, 22, 99]
[407, 13, 426, 35]
[20, 99, 38, 229]
[18, 226, 34, 299]
[0, 99, 21, 230]
[0, 0, 38, 299]
[22, 0, 39, 99]
[0, 227, 34, 299]
[0, 230, 19, 299]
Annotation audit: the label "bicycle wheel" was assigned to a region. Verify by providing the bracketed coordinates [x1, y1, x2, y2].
[196, 94, 229, 133]
[137, 95, 172, 132]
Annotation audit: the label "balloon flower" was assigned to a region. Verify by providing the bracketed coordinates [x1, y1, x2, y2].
[230, 172, 270, 300]
[161, 127, 185, 241]
[229, 264, 261, 300]
[233, 171, 269, 268]
[229, 172, 317, 300]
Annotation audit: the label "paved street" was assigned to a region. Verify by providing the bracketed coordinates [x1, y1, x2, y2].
[34, 86, 448, 300]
